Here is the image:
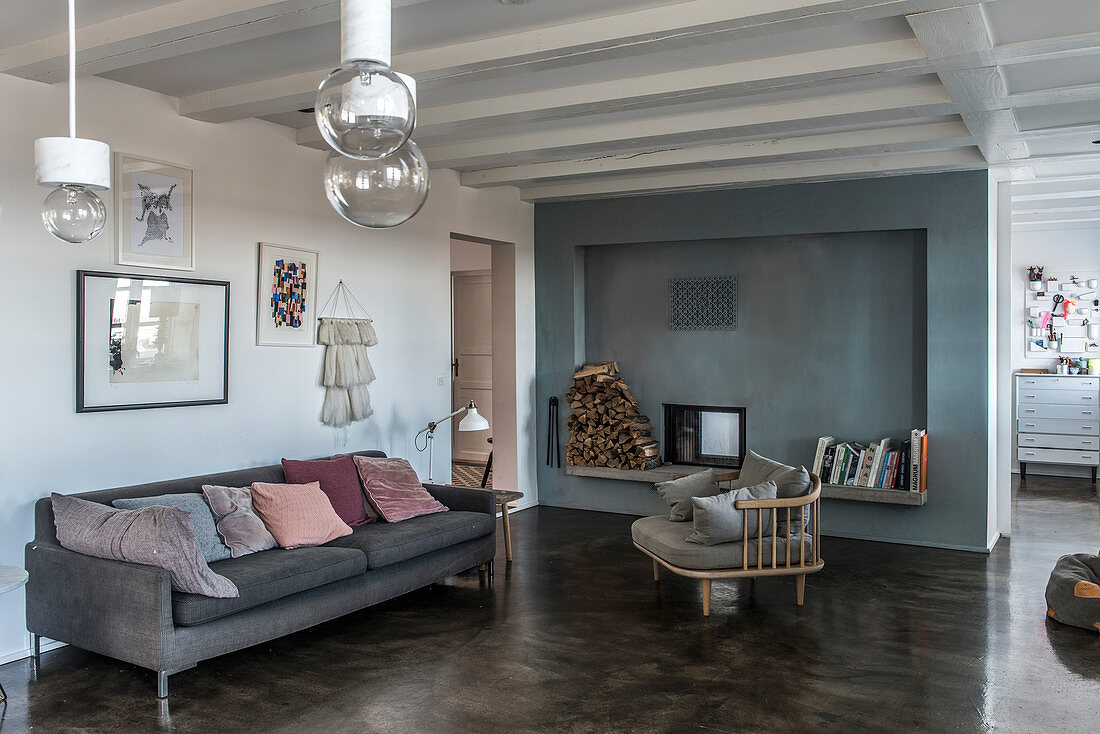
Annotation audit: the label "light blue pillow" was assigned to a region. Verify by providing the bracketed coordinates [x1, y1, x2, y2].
[113, 493, 231, 563]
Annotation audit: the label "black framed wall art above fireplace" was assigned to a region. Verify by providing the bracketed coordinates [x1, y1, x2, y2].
[664, 404, 746, 468]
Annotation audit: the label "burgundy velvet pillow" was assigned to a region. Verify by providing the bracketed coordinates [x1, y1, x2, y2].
[352, 456, 448, 523]
[281, 456, 370, 527]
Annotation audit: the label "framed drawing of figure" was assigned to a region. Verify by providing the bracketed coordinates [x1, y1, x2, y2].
[256, 242, 319, 347]
[114, 153, 195, 271]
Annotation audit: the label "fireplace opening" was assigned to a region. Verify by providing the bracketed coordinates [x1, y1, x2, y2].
[663, 404, 746, 468]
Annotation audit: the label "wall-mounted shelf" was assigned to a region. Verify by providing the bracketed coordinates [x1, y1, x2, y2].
[821, 483, 927, 505]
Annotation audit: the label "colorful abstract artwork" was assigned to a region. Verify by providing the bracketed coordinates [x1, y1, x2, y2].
[271, 259, 308, 328]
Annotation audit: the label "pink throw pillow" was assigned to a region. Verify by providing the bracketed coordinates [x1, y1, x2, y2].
[352, 456, 448, 523]
[250, 481, 352, 549]
[281, 456, 371, 526]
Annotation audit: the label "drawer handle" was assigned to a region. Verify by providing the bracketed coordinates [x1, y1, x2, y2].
[1024, 423, 1036, 427]
[1023, 452, 1035, 456]
[1084, 441, 1095, 445]
[1083, 411, 1093, 415]
[1024, 437, 1035, 441]
[1025, 395, 1036, 398]
[1025, 409, 1036, 413]
[1084, 397, 1094, 401]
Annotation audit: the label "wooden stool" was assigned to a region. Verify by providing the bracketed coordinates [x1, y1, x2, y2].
[491, 489, 523, 561]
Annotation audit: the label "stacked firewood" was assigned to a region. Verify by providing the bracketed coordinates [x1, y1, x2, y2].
[565, 362, 662, 470]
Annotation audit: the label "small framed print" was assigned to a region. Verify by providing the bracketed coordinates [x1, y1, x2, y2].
[257, 242, 319, 347]
[114, 153, 194, 271]
[77, 270, 229, 412]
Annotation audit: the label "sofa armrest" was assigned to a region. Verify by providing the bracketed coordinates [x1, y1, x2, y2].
[25, 541, 176, 671]
[422, 483, 496, 516]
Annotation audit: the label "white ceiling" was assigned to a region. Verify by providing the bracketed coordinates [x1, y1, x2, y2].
[5, 0, 1100, 219]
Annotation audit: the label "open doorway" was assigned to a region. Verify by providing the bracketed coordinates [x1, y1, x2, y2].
[449, 233, 519, 493]
[451, 238, 493, 486]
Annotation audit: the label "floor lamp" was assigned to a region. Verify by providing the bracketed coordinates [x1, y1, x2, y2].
[415, 399, 490, 482]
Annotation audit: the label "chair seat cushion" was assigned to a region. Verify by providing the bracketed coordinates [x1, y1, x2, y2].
[632, 515, 813, 570]
[172, 546, 367, 626]
[324, 511, 493, 569]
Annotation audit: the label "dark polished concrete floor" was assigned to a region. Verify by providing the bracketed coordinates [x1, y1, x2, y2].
[1, 476, 1098, 733]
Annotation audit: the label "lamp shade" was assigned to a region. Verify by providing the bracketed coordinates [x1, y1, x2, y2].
[458, 404, 490, 432]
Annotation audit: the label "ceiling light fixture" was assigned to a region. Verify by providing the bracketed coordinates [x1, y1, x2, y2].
[34, 0, 110, 244]
[318, 0, 429, 229]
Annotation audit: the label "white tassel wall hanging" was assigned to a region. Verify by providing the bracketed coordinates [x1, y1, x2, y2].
[317, 281, 378, 427]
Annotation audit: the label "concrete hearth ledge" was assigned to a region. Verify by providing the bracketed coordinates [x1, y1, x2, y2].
[564, 464, 707, 483]
[564, 464, 928, 505]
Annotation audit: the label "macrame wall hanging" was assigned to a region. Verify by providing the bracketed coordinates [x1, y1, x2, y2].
[317, 281, 378, 428]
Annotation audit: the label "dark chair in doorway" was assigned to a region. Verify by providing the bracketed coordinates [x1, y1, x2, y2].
[480, 437, 493, 488]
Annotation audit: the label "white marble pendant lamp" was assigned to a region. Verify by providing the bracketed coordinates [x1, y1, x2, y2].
[35, 0, 111, 244]
[318, 0, 429, 229]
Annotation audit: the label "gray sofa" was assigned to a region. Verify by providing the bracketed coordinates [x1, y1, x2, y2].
[25, 450, 496, 697]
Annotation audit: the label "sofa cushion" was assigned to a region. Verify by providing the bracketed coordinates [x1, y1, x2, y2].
[282, 456, 371, 527]
[251, 481, 353, 549]
[202, 485, 278, 558]
[113, 493, 231, 563]
[324, 511, 493, 569]
[352, 456, 448, 523]
[687, 481, 777, 545]
[172, 546, 367, 626]
[632, 515, 813, 570]
[655, 469, 719, 522]
[53, 493, 238, 598]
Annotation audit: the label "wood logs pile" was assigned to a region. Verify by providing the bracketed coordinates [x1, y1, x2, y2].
[565, 362, 663, 470]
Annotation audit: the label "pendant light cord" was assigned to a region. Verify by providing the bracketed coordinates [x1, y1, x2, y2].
[68, 0, 76, 139]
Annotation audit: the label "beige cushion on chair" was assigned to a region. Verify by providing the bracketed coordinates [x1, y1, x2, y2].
[686, 481, 777, 545]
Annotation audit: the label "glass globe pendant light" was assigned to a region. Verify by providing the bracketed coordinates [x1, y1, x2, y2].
[35, 0, 111, 244]
[316, 0, 414, 160]
[323, 139, 430, 229]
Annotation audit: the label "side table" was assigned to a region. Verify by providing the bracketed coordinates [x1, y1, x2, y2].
[0, 566, 29, 702]
[490, 490, 523, 562]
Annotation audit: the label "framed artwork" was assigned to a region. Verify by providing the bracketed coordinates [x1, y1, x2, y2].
[77, 270, 229, 413]
[114, 153, 194, 271]
[256, 242, 319, 347]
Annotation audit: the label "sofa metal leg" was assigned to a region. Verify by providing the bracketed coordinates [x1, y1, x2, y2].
[796, 574, 806, 606]
[33, 634, 41, 666]
[652, 559, 660, 582]
[701, 579, 711, 617]
[157, 671, 169, 699]
[0, 679, 7, 701]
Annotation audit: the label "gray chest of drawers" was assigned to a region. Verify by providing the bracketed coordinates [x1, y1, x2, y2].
[1016, 373, 1100, 482]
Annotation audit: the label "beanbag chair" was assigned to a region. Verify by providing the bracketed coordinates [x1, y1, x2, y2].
[1045, 552, 1100, 632]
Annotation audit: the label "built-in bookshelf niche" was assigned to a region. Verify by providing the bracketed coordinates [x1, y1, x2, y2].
[663, 404, 746, 468]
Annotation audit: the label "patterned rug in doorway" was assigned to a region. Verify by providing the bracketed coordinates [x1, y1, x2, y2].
[451, 461, 491, 489]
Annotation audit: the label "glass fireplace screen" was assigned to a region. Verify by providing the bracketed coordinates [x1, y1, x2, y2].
[663, 404, 746, 468]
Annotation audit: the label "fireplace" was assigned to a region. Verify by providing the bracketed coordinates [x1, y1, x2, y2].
[663, 404, 746, 468]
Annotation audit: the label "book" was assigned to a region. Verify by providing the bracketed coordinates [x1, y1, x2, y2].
[867, 438, 891, 487]
[885, 450, 900, 489]
[820, 446, 837, 483]
[919, 433, 928, 493]
[813, 436, 835, 476]
[854, 449, 868, 486]
[858, 443, 876, 486]
[845, 444, 866, 485]
[898, 441, 911, 491]
[829, 445, 844, 484]
[909, 428, 927, 493]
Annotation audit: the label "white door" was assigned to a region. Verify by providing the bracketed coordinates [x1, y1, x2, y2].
[452, 272, 492, 463]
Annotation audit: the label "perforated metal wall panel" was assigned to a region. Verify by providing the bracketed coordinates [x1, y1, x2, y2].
[668, 276, 737, 331]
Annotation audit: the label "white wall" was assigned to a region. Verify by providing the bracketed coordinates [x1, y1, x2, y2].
[1010, 225, 1100, 477]
[450, 238, 491, 271]
[0, 73, 535, 663]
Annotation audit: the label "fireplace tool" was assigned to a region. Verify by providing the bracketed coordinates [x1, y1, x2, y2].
[547, 396, 561, 467]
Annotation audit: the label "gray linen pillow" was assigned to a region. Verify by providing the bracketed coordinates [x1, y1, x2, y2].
[201, 485, 278, 558]
[113, 493, 231, 563]
[52, 493, 238, 598]
[686, 481, 777, 546]
[735, 451, 811, 498]
[656, 469, 720, 521]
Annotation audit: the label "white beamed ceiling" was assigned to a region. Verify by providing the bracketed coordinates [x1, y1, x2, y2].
[5, 0, 1100, 213]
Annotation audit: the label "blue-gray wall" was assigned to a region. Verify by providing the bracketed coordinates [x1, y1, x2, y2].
[535, 172, 991, 552]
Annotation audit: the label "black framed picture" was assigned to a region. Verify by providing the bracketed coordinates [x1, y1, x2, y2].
[76, 270, 230, 412]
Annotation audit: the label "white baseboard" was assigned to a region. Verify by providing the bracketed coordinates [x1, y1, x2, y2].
[0, 638, 66, 666]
